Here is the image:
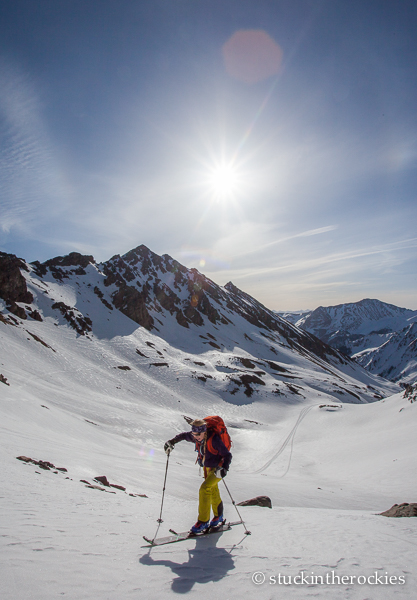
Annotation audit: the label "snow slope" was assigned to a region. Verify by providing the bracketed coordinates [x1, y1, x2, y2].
[1, 247, 401, 406]
[275, 309, 310, 324]
[354, 323, 417, 384]
[1, 288, 417, 599]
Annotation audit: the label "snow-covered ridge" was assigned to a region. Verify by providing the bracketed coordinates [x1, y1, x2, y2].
[354, 322, 417, 384]
[0, 246, 399, 405]
[295, 298, 417, 337]
[281, 298, 417, 384]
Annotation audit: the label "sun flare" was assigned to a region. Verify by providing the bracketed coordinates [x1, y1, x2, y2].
[208, 164, 239, 198]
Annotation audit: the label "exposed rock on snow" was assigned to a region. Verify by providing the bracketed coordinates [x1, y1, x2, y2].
[237, 495, 272, 508]
[16, 456, 67, 472]
[26, 330, 55, 351]
[404, 383, 417, 403]
[229, 372, 266, 397]
[33, 252, 95, 280]
[0, 374, 10, 386]
[92, 476, 127, 491]
[105, 267, 155, 331]
[51, 301, 93, 335]
[0, 245, 401, 406]
[85, 484, 115, 492]
[110, 484, 127, 491]
[0, 252, 33, 319]
[16, 459, 145, 498]
[94, 475, 110, 486]
[380, 503, 417, 517]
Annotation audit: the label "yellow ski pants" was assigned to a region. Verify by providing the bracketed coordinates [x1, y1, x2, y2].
[198, 467, 223, 522]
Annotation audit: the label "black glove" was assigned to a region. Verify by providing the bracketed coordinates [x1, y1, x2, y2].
[164, 440, 175, 455]
[216, 467, 228, 479]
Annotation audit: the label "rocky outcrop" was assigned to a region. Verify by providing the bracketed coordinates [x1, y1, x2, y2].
[93, 475, 126, 491]
[34, 252, 95, 280]
[94, 475, 110, 487]
[237, 495, 272, 508]
[28, 309, 43, 321]
[229, 372, 266, 397]
[0, 252, 33, 318]
[52, 302, 92, 335]
[26, 330, 55, 351]
[0, 374, 10, 386]
[16, 456, 68, 472]
[43, 252, 94, 269]
[93, 286, 113, 310]
[404, 384, 417, 403]
[16, 457, 147, 497]
[380, 503, 417, 517]
[107, 275, 154, 331]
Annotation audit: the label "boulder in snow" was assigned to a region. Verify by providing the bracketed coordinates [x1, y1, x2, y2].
[237, 495, 272, 508]
[380, 503, 417, 517]
[94, 475, 110, 487]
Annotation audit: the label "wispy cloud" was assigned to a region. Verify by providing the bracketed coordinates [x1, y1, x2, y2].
[228, 237, 417, 280]
[0, 58, 70, 235]
[236, 225, 339, 260]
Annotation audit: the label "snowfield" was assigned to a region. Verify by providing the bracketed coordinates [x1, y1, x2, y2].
[0, 248, 416, 599]
[1, 312, 416, 600]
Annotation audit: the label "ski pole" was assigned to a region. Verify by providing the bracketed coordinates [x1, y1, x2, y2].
[157, 451, 170, 523]
[222, 478, 251, 535]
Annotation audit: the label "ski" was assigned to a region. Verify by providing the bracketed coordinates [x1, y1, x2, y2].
[142, 520, 242, 547]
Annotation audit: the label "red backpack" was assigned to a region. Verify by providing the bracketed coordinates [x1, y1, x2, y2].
[204, 415, 232, 454]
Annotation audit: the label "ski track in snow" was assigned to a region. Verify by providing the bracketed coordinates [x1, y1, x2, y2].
[2, 368, 416, 600]
[1, 268, 416, 598]
[254, 404, 320, 475]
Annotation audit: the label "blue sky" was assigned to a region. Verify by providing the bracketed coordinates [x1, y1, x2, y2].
[1, 0, 416, 310]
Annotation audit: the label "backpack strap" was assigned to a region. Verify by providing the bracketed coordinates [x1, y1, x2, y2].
[206, 429, 220, 456]
[194, 437, 206, 465]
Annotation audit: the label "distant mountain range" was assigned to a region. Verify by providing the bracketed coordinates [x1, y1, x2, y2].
[278, 299, 417, 384]
[0, 246, 399, 405]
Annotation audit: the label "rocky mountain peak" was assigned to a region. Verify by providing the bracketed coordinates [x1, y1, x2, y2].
[0, 245, 401, 402]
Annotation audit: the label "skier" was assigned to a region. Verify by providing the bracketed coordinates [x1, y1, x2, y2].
[164, 418, 232, 534]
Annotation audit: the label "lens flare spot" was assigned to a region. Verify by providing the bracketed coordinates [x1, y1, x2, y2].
[222, 29, 283, 84]
[147, 449, 155, 461]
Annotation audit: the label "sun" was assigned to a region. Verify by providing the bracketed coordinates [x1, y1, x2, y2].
[208, 163, 239, 199]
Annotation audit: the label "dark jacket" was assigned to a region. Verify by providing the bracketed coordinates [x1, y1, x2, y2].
[170, 430, 232, 470]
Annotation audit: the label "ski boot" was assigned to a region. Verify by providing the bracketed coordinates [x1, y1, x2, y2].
[190, 520, 210, 534]
[209, 514, 225, 529]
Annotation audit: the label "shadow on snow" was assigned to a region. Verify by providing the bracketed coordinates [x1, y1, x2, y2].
[139, 531, 236, 593]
